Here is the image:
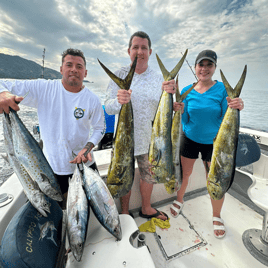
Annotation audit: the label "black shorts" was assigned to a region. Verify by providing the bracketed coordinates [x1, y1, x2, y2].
[180, 133, 213, 162]
[55, 162, 98, 195]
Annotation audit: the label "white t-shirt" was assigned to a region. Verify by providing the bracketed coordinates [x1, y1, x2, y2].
[0, 79, 105, 174]
[105, 66, 163, 156]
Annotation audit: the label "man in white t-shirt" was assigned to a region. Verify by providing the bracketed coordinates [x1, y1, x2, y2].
[0, 48, 105, 208]
[105, 31, 176, 220]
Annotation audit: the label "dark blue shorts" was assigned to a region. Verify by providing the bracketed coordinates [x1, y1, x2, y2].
[180, 133, 213, 162]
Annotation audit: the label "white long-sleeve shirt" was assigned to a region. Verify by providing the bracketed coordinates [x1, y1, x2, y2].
[105, 66, 163, 156]
[0, 79, 105, 174]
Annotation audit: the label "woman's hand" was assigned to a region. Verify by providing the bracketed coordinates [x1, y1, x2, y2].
[173, 102, 184, 113]
[227, 97, 244, 111]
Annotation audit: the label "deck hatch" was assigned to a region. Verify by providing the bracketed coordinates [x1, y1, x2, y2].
[154, 211, 207, 260]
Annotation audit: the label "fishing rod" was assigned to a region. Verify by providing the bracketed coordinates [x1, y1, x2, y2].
[181, 52, 198, 81]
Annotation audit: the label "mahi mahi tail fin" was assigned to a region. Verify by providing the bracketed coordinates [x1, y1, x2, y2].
[98, 55, 138, 90]
[233, 65, 247, 97]
[220, 65, 247, 98]
[180, 82, 197, 102]
[156, 49, 188, 81]
[175, 75, 180, 102]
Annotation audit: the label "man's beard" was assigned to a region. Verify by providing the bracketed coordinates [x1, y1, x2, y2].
[68, 80, 79, 86]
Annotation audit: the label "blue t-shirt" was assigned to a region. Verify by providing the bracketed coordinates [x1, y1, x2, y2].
[181, 81, 228, 144]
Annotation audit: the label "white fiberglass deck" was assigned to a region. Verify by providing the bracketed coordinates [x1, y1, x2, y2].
[135, 193, 266, 268]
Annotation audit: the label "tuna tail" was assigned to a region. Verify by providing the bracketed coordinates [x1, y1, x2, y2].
[14, 91, 30, 104]
[156, 49, 188, 81]
[98, 55, 138, 90]
[220, 65, 247, 98]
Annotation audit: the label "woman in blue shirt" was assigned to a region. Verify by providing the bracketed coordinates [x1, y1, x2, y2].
[170, 50, 244, 238]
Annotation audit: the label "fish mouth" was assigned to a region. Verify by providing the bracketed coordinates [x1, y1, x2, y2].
[72, 243, 84, 262]
[37, 208, 48, 217]
[43, 204, 51, 214]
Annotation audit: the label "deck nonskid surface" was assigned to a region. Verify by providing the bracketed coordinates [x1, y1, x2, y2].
[135, 193, 265, 268]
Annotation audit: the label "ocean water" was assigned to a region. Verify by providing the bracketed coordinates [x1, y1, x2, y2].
[0, 80, 267, 186]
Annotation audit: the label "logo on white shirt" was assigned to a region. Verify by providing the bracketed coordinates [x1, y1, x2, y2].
[74, 107, 85, 119]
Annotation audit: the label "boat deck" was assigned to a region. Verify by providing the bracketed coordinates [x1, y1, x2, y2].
[133, 192, 266, 268]
[1, 127, 268, 267]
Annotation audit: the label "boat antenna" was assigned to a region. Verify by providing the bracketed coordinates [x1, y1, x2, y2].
[41, 48, 45, 79]
[181, 52, 198, 81]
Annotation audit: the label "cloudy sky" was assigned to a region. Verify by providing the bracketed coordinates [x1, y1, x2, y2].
[0, 0, 267, 92]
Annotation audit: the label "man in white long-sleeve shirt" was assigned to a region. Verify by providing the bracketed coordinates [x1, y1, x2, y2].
[0, 48, 105, 207]
[105, 31, 175, 220]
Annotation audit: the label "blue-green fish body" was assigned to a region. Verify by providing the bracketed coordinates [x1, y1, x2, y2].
[98, 57, 137, 198]
[149, 50, 188, 184]
[2, 112, 50, 217]
[66, 165, 89, 262]
[167, 81, 195, 194]
[207, 66, 247, 200]
[8, 109, 63, 201]
[82, 164, 122, 241]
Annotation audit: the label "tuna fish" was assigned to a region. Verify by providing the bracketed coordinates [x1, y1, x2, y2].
[8, 108, 63, 202]
[149, 50, 188, 184]
[66, 165, 89, 262]
[207, 65, 247, 200]
[81, 164, 122, 241]
[165, 77, 196, 194]
[98, 56, 137, 198]
[2, 112, 50, 217]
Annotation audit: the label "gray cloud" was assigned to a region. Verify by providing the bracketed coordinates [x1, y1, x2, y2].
[0, 0, 267, 91]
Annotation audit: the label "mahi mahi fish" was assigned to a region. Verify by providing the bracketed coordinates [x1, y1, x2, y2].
[165, 77, 196, 194]
[2, 112, 50, 217]
[81, 163, 122, 241]
[66, 164, 89, 262]
[8, 108, 63, 202]
[207, 65, 247, 200]
[149, 50, 188, 184]
[98, 56, 137, 198]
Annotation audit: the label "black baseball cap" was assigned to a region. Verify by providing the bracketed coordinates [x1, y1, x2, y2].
[195, 50, 217, 65]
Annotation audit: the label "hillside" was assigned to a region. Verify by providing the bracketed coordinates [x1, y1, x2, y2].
[0, 53, 62, 79]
